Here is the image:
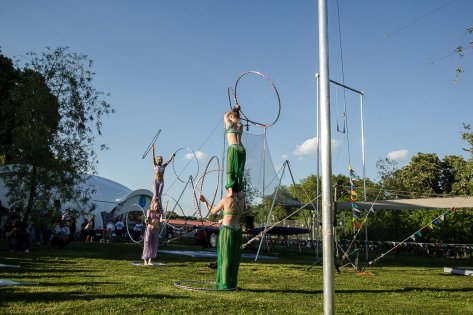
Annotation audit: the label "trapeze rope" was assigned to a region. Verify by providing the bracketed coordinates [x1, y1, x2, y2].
[335, 0, 349, 138]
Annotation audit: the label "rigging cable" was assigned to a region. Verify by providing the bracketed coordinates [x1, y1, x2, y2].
[335, 0, 352, 166]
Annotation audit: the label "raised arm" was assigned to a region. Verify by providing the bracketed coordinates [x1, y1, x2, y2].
[200, 195, 224, 217]
[165, 152, 176, 165]
[152, 145, 157, 167]
[224, 111, 232, 125]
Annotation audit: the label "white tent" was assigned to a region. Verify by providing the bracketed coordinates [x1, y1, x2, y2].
[0, 171, 153, 229]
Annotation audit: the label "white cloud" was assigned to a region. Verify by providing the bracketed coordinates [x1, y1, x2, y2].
[281, 154, 288, 160]
[387, 149, 409, 161]
[185, 150, 208, 161]
[293, 137, 341, 157]
[293, 137, 318, 156]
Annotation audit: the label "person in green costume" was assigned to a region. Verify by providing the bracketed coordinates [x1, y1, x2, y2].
[200, 192, 244, 290]
[224, 105, 245, 197]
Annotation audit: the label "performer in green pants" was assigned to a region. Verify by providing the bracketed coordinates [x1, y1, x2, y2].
[224, 105, 246, 196]
[200, 192, 244, 290]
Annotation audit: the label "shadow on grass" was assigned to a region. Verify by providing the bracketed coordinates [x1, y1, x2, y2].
[0, 291, 187, 303]
[32, 281, 120, 286]
[240, 287, 473, 294]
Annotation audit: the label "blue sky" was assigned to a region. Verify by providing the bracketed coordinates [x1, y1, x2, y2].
[1, 1, 473, 213]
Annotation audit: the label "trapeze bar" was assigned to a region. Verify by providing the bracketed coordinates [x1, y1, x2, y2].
[315, 73, 364, 95]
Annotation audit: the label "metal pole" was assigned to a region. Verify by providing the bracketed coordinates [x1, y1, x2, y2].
[360, 94, 369, 260]
[315, 73, 321, 260]
[318, 0, 335, 313]
[261, 128, 267, 224]
[255, 161, 287, 262]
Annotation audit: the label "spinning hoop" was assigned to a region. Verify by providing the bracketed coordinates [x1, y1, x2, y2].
[227, 86, 237, 109]
[142, 129, 161, 159]
[174, 280, 237, 292]
[192, 156, 221, 221]
[172, 147, 200, 183]
[233, 70, 281, 128]
[126, 204, 146, 243]
[160, 193, 187, 238]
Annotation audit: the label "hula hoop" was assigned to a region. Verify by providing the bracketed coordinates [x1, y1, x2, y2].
[233, 70, 281, 128]
[192, 156, 221, 221]
[142, 129, 161, 159]
[126, 204, 146, 243]
[174, 280, 237, 292]
[172, 147, 200, 183]
[227, 86, 237, 109]
[159, 193, 187, 238]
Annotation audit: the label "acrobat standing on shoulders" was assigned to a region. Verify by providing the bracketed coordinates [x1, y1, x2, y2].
[224, 104, 246, 197]
[152, 144, 175, 207]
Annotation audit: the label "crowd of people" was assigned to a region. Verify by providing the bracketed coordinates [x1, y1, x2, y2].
[0, 208, 145, 253]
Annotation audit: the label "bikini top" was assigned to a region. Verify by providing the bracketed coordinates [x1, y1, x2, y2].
[225, 122, 242, 135]
[154, 164, 167, 176]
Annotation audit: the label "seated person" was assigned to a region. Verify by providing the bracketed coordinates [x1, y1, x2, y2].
[5, 216, 30, 253]
[50, 220, 71, 249]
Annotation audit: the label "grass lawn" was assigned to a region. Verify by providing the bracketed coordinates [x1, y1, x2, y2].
[1, 240, 472, 315]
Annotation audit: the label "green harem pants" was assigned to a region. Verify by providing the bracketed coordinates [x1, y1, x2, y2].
[215, 225, 242, 290]
[225, 144, 246, 192]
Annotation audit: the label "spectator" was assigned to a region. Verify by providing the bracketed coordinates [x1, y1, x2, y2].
[50, 220, 71, 248]
[85, 215, 95, 242]
[4, 216, 30, 253]
[105, 220, 115, 242]
[115, 218, 125, 240]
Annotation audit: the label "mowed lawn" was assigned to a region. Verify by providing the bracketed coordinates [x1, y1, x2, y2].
[1, 240, 473, 315]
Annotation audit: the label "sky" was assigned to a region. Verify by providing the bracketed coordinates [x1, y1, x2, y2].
[1, 1, 473, 214]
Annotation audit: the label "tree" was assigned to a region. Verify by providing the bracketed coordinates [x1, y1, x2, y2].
[0, 47, 114, 219]
[440, 155, 472, 195]
[0, 53, 20, 164]
[454, 27, 473, 80]
[0, 54, 61, 217]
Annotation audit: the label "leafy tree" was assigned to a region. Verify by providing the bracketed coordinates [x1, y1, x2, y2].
[440, 155, 472, 195]
[0, 54, 61, 217]
[0, 53, 20, 164]
[0, 47, 114, 219]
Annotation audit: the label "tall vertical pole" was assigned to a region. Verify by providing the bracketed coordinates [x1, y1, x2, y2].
[315, 74, 320, 260]
[261, 127, 267, 224]
[360, 94, 369, 260]
[318, 0, 335, 314]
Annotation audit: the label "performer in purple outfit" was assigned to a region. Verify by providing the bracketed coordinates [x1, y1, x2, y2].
[141, 201, 162, 266]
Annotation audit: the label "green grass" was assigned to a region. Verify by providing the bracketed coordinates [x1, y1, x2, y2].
[1, 240, 473, 315]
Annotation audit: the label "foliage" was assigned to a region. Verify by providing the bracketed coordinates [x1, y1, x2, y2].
[0, 47, 114, 220]
[455, 27, 473, 80]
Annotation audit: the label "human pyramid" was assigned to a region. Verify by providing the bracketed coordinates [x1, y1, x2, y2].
[141, 103, 246, 291]
[140, 71, 281, 290]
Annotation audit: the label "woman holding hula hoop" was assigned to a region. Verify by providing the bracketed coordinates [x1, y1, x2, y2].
[141, 201, 162, 266]
[224, 104, 245, 197]
[200, 191, 244, 290]
[152, 144, 175, 208]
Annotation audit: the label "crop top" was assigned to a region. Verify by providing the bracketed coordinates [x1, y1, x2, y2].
[225, 122, 242, 135]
